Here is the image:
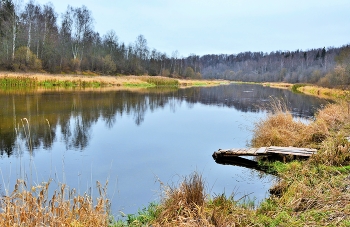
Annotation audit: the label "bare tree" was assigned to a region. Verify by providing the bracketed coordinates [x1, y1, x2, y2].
[61, 5, 93, 68]
[0, 0, 21, 62]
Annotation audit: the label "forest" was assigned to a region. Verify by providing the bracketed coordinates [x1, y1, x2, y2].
[1, 0, 350, 88]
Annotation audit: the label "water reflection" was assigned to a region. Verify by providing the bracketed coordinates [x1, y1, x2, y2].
[0, 84, 331, 216]
[0, 84, 329, 156]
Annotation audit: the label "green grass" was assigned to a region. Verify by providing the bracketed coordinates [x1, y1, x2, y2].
[140, 77, 179, 87]
[191, 82, 207, 86]
[38, 79, 103, 88]
[291, 83, 307, 93]
[122, 82, 154, 87]
[109, 203, 159, 227]
[0, 75, 106, 89]
[0, 76, 37, 87]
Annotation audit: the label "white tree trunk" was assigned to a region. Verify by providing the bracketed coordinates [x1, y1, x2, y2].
[26, 21, 32, 62]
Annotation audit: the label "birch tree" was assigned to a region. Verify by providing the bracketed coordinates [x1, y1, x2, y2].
[0, 0, 21, 62]
[21, 0, 36, 62]
[61, 5, 93, 69]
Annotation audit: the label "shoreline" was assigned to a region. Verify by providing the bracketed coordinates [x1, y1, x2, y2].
[0, 72, 230, 89]
[262, 82, 349, 100]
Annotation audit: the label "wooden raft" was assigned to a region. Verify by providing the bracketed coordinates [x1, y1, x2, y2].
[213, 146, 317, 159]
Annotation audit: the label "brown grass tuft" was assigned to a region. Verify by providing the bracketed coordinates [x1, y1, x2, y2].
[251, 111, 308, 147]
[251, 98, 312, 147]
[155, 172, 208, 226]
[252, 99, 350, 166]
[152, 172, 255, 226]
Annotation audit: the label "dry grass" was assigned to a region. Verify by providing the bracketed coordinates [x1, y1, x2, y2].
[298, 85, 349, 100]
[262, 82, 294, 89]
[154, 172, 208, 226]
[0, 179, 110, 226]
[0, 72, 118, 87]
[151, 172, 254, 227]
[251, 98, 313, 148]
[256, 161, 350, 226]
[177, 79, 228, 87]
[0, 72, 228, 89]
[252, 99, 350, 167]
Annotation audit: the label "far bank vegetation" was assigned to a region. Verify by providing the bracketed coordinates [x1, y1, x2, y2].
[1, 0, 350, 89]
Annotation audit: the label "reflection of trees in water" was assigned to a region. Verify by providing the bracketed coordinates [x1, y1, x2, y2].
[0, 85, 329, 156]
[0, 132, 16, 157]
[70, 117, 91, 150]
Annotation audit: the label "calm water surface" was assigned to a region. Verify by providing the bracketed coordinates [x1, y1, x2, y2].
[0, 84, 329, 217]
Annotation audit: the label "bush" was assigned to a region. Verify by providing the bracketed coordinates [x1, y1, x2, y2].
[14, 46, 42, 71]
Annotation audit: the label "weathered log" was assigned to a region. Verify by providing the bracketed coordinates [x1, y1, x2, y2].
[213, 146, 317, 160]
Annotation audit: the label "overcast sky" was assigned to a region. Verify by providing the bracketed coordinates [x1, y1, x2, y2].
[30, 0, 350, 57]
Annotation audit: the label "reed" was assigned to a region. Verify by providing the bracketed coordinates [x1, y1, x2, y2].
[0, 179, 110, 226]
[0, 118, 111, 226]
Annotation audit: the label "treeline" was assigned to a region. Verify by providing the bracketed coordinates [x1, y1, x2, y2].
[1, 0, 350, 88]
[0, 0, 201, 78]
[200, 46, 350, 88]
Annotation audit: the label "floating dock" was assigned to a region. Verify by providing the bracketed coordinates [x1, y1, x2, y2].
[213, 146, 317, 160]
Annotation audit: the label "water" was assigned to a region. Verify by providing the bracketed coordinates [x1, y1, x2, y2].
[0, 84, 329, 218]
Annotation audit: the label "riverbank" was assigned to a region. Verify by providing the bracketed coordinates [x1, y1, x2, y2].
[0, 72, 229, 89]
[263, 82, 349, 100]
[115, 99, 350, 226]
[1, 80, 349, 226]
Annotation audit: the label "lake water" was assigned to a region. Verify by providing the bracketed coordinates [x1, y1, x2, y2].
[0, 84, 329, 218]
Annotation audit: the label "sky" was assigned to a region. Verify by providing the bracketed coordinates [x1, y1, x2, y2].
[29, 0, 350, 57]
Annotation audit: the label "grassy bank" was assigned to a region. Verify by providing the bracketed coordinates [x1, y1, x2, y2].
[262, 82, 294, 89]
[262, 82, 350, 101]
[296, 85, 349, 100]
[0, 73, 229, 89]
[113, 100, 350, 226]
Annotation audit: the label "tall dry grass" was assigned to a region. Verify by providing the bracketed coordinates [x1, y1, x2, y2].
[151, 172, 254, 227]
[251, 98, 313, 148]
[154, 172, 207, 226]
[252, 98, 350, 166]
[0, 179, 110, 226]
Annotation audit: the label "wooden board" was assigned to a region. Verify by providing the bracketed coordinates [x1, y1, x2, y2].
[213, 146, 317, 159]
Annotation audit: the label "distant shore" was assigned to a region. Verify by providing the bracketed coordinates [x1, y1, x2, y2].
[263, 82, 349, 100]
[0, 72, 229, 89]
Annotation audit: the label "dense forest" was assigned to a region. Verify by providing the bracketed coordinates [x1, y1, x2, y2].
[1, 0, 350, 87]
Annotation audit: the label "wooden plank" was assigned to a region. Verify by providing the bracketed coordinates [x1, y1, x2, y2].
[268, 146, 316, 153]
[213, 146, 317, 159]
[267, 146, 317, 157]
[255, 147, 268, 154]
[216, 148, 263, 156]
